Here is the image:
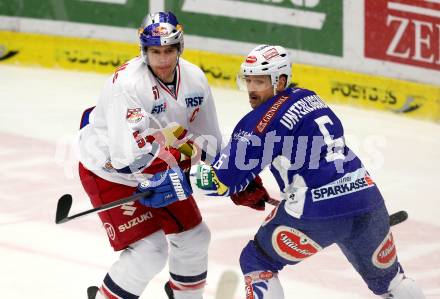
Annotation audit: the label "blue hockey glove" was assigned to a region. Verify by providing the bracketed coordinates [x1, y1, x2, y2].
[137, 167, 192, 208]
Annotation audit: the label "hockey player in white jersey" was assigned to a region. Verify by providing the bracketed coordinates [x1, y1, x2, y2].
[77, 11, 222, 299]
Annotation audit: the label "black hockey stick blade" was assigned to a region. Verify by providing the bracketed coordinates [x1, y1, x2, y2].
[55, 194, 73, 224]
[390, 210, 408, 226]
[87, 286, 99, 299]
[55, 191, 152, 224]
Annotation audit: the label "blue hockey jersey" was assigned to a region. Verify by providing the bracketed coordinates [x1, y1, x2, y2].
[211, 87, 384, 219]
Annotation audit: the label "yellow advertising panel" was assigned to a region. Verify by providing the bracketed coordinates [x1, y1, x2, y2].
[1, 31, 438, 122]
[0, 31, 138, 73]
[296, 65, 440, 122]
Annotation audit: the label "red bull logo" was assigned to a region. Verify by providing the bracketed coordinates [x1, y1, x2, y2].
[152, 26, 170, 36]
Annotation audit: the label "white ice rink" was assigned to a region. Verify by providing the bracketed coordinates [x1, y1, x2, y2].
[1, 64, 439, 298]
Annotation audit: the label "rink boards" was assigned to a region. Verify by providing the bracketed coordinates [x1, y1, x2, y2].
[1, 30, 439, 122]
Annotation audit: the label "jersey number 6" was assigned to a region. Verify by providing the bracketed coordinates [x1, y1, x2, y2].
[314, 115, 345, 162]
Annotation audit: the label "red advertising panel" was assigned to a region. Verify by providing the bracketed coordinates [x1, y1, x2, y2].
[365, 0, 440, 71]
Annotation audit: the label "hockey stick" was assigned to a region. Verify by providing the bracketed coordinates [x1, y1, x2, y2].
[55, 191, 152, 224]
[389, 210, 408, 226]
[264, 197, 408, 226]
[55, 128, 194, 225]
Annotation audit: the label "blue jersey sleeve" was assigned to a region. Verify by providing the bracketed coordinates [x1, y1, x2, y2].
[211, 91, 294, 195]
[211, 128, 271, 195]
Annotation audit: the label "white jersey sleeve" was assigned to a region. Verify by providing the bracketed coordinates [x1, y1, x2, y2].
[102, 78, 155, 170]
[78, 58, 158, 186]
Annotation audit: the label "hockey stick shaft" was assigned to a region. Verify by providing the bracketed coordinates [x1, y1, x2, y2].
[265, 197, 407, 226]
[55, 191, 152, 224]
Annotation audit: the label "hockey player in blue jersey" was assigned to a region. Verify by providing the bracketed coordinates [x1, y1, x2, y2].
[196, 45, 425, 298]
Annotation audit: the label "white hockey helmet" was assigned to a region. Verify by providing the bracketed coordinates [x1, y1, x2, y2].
[238, 45, 292, 91]
[139, 11, 184, 63]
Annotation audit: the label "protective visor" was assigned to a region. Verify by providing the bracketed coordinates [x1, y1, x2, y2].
[236, 74, 273, 92]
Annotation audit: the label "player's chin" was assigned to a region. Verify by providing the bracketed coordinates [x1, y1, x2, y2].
[249, 97, 260, 108]
[157, 67, 172, 74]
[155, 68, 173, 81]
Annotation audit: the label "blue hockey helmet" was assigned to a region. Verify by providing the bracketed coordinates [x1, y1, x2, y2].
[139, 11, 184, 61]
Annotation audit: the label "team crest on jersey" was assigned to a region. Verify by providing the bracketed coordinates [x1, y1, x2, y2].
[262, 48, 280, 61]
[372, 232, 397, 269]
[126, 108, 143, 123]
[271, 226, 322, 262]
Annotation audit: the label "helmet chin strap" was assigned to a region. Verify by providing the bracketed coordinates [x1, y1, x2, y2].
[169, 54, 181, 80]
[272, 75, 280, 95]
[141, 46, 148, 64]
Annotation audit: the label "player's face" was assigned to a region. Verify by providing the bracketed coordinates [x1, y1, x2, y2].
[245, 75, 274, 109]
[147, 45, 179, 82]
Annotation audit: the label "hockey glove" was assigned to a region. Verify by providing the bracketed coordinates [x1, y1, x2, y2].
[136, 167, 192, 208]
[230, 176, 268, 211]
[195, 164, 229, 195]
[195, 164, 217, 190]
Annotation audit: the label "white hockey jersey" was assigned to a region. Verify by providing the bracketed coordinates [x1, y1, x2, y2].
[78, 57, 222, 186]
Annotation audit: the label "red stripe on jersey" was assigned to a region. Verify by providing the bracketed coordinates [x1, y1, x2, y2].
[156, 64, 180, 100]
[157, 79, 175, 99]
[169, 279, 206, 291]
[175, 64, 181, 98]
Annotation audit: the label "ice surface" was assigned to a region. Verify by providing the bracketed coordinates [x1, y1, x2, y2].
[1, 65, 439, 298]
